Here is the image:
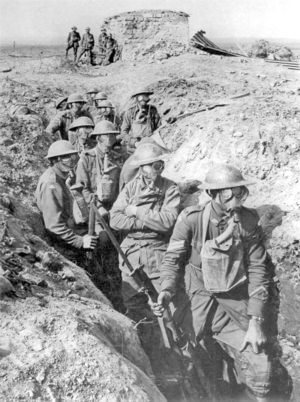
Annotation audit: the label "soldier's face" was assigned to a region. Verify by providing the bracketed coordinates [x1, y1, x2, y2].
[78, 127, 93, 149]
[216, 186, 249, 211]
[70, 102, 84, 113]
[140, 161, 164, 181]
[97, 133, 116, 151]
[58, 153, 79, 172]
[137, 94, 150, 107]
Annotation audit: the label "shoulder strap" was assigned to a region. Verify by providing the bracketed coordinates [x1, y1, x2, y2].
[201, 202, 211, 247]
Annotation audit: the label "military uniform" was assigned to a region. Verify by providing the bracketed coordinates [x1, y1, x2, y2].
[46, 110, 93, 141]
[76, 144, 126, 310]
[77, 32, 95, 64]
[121, 104, 161, 153]
[110, 174, 180, 305]
[66, 30, 81, 60]
[102, 36, 116, 66]
[76, 145, 124, 210]
[159, 200, 273, 399]
[35, 166, 85, 249]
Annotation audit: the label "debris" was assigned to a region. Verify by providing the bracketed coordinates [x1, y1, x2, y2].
[190, 30, 246, 58]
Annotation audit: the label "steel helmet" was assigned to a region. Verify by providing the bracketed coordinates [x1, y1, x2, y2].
[94, 92, 108, 101]
[86, 87, 99, 95]
[96, 100, 114, 109]
[130, 143, 168, 167]
[69, 117, 94, 131]
[67, 93, 86, 104]
[199, 164, 256, 190]
[131, 88, 154, 98]
[46, 140, 78, 159]
[90, 121, 119, 137]
[55, 96, 68, 109]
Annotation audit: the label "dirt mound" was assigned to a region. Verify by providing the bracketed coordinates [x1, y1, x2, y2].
[248, 39, 294, 60]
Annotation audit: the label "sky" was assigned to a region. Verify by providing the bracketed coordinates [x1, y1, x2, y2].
[0, 0, 299, 45]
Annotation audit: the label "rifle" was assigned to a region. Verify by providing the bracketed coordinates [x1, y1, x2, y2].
[90, 197, 215, 400]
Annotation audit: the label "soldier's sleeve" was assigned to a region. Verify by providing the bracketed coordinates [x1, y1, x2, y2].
[46, 114, 62, 138]
[120, 110, 132, 141]
[78, 33, 81, 41]
[41, 182, 83, 248]
[76, 156, 94, 205]
[243, 209, 271, 318]
[110, 184, 143, 232]
[67, 33, 71, 43]
[135, 183, 180, 233]
[153, 107, 161, 130]
[160, 209, 194, 295]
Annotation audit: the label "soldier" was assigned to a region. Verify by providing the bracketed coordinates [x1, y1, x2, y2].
[77, 27, 95, 65]
[68, 116, 95, 153]
[94, 91, 108, 107]
[109, 144, 180, 354]
[102, 33, 117, 66]
[46, 93, 93, 141]
[55, 96, 68, 112]
[93, 99, 121, 128]
[66, 26, 81, 61]
[98, 28, 108, 60]
[35, 140, 97, 261]
[152, 164, 287, 402]
[76, 121, 126, 311]
[86, 88, 99, 106]
[121, 89, 161, 154]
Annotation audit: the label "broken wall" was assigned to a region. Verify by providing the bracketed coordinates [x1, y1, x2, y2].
[102, 9, 189, 61]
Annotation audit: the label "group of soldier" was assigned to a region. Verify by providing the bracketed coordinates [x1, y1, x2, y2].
[66, 26, 119, 66]
[36, 87, 292, 401]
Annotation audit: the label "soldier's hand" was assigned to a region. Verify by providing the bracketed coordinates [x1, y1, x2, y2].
[240, 318, 267, 354]
[125, 205, 137, 217]
[82, 234, 98, 250]
[215, 216, 236, 245]
[98, 206, 109, 218]
[151, 291, 172, 317]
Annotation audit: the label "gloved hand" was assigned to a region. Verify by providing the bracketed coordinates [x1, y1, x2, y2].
[82, 234, 98, 250]
[98, 206, 109, 218]
[151, 291, 172, 317]
[125, 205, 137, 217]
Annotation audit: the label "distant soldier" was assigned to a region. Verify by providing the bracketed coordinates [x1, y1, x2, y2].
[46, 93, 93, 141]
[68, 116, 95, 153]
[35, 140, 97, 260]
[102, 33, 117, 66]
[121, 89, 161, 153]
[77, 27, 95, 65]
[76, 121, 127, 311]
[66, 26, 81, 61]
[98, 28, 108, 58]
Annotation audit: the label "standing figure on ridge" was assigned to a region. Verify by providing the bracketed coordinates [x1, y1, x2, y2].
[77, 27, 95, 65]
[66, 26, 81, 61]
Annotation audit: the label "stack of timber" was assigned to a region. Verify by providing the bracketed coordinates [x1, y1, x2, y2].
[264, 59, 300, 71]
[190, 30, 246, 58]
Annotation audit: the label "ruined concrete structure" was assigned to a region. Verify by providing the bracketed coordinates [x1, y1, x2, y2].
[102, 10, 189, 61]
